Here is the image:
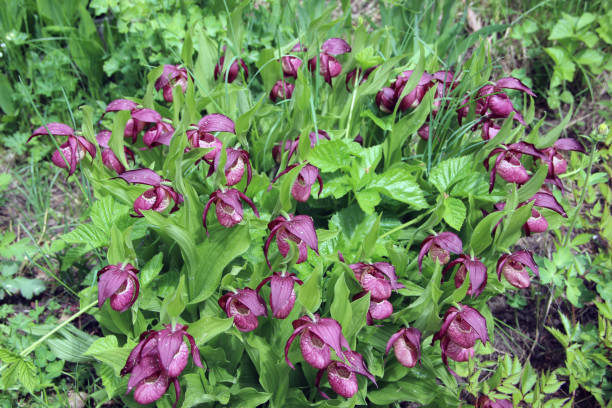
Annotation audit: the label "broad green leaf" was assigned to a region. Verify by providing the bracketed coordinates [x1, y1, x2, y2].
[194, 32, 216, 94]
[355, 46, 383, 68]
[244, 334, 289, 408]
[355, 189, 381, 214]
[367, 375, 439, 404]
[160, 275, 187, 323]
[308, 139, 361, 172]
[0, 73, 15, 115]
[297, 262, 322, 313]
[544, 47, 576, 82]
[517, 165, 548, 202]
[107, 224, 126, 264]
[85, 335, 135, 375]
[470, 212, 505, 255]
[109, 110, 131, 169]
[548, 20, 574, 40]
[16, 359, 38, 392]
[140, 253, 163, 287]
[190, 225, 251, 304]
[536, 107, 573, 148]
[183, 372, 216, 408]
[229, 387, 272, 408]
[361, 109, 392, 131]
[497, 201, 534, 250]
[345, 292, 370, 347]
[330, 274, 352, 331]
[181, 30, 194, 68]
[362, 213, 381, 258]
[429, 156, 471, 193]
[369, 164, 427, 209]
[189, 316, 234, 346]
[46, 324, 97, 363]
[389, 86, 435, 161]
[575, 49, 604, 68]
[443, 197, 466, 231]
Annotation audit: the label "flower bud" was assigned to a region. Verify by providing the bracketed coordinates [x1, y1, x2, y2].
[270, 80, 295, 102]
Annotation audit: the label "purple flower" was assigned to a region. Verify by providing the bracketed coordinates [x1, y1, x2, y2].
[214, 51, 248, 83]
[497, 250, 539, 289]
[477, 395, 513, 408]
[386, 327, 422, 367]
[481, 120, 501, 141]
[270, 80, 295, 102]
[393, 71, 434, 111]
[96, 130, 135, 174]
[353, 291, 393, 324]
[142, 118, 175, 148]
[97, 263, 139, 312]
[186, 114, 235, 162]
[541, 138, 585, 190]
[202, 189, 259, 233]
[443, 255, 488, 298]
[315, 351, 375, 399]
[218, 288, 268, 332]
[28, 123, 96, 176]
[375, 87, 397, 113]
[307, 38, 351, 85]
[104, 99, 161, 143]
[285, 314, 350, 369]
[256, 272, 303, 319]
[264, 214, 318, 267]
[271, 163, 323, 202]
[281, 55, 303, 78]
[349, 262, 404, 302]
[155, 65, 189, 102]
[208, 148, 252, 189]
[473, 77, 536, 125]
[484, 142, 543, 193]
[433, 304, 488, 358]
[116, 169, 183, 217]
[418, 232, 463, 273]
[121, 324, 201, 408]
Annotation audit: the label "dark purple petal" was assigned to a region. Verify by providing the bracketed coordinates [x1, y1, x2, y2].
[417, 237, 434, 273]
[270, 273, 298, 319]
[510, 250, 539, 277]
[460, 305, 489, 344]
[554, 138, 585, 153]
[309, 318, 348, 362]
[285, 215, 318, 254]
[285, 325, 308, 369]
[106, 99, 138, 113]
[97, 266, 128, 309]
[321, 38, 351, 55]
[345, 350, 376, 385]
[127, 356, 161, 393]
[198, 114, 235, 134]
[495, 77, 536, 97]
[116, 168, 163, 186]
[530, 192, 567, 217]
[132, 108, 162, 123]
[109, 273, 138, 312]
[434, 232, 464, 254]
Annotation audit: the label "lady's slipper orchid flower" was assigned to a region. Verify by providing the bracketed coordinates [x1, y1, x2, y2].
[218, 288, 268, 332]
[96, 130, 135, 174]
[104, 99, 161, 143]
[272, 130, 330, 164]
[308, 38, 351, 85]
[353, 291, 393, 324]
[474, 77, 535, 125]
[524, 191, 567, 234]
[386, 327, 422, 368]
[443, 255, 488, 298]
[476, 396, 513, 408]
[270, 80, 295, 102]
[202, 188, 259, 233]
[142, 118, 175, 148]
[484, 142, 543, 192]
[496, 250, 539, 289]
[271, 163, 323, 202]
[155, 65, 189, 102]
[349, 262, 404, 301]
[97, 263, 139, 312]
[214, 53, 248, 83]
[375, 87, 397, 113]
[256, 272, 303, 319]
[285, 314, 350, 369]
[393, 70, 434, 111]
[418, 232, 463, 273]
[264, 214, 318, 267]
[433, 304, 488, 371]
[208, 148, 252, 189]
[315, 351, 375, 399]
[116, 169, 183, 217]
[186, 114, 235, 162]
[121, 324, 201, 408]
[29, 123, 96, 176]
[281, 55, 303, 78]
[481, 120, 502, 141]
[541, 138, 585, 190]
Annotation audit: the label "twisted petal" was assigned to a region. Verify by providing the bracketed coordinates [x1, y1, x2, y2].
[198, 113, 235, 134]
[321, 38, 351, 55]
[116, 168, 163, 186]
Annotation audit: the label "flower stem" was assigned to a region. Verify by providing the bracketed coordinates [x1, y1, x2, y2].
[20, 300, 97, 357]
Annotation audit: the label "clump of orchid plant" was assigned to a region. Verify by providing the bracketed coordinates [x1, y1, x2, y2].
[121, 324, 201, 407]
[97, 263, 140, 312]
[28, 123, 96, 176]
[116, 169, 183, 217]
[349, 262, 404, 323]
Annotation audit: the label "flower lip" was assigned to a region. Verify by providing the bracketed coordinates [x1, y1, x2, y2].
[219, 288, 267, 332]
[386, 327, 422, 368]
[202, 188, 259, 233]
[418, 232, 463, 273]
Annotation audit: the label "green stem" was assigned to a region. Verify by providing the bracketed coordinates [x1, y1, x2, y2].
[379, 208, 434, 240]
[20, 301, 97, 357]
[345, 75, 360, 139]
